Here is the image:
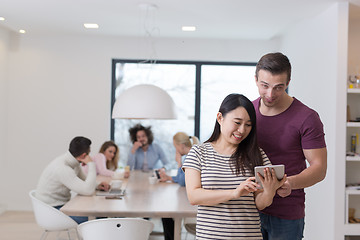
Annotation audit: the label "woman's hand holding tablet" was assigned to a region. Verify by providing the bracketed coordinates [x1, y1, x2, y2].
[254, 164, 285, 188]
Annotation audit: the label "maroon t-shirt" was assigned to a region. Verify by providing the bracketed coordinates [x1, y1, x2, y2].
[253, 97, 326, 220]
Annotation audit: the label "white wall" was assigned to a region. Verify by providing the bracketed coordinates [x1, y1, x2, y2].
[1, 30, 279, 210]
[281, 3, 348, 240]
[0, 26, 10, 214]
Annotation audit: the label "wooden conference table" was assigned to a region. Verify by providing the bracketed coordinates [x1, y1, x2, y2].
[61, 170, 197, 240]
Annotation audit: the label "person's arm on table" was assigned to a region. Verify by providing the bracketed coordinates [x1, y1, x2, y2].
[159, 168, 186, 186]
[61, 155, 97, 195]
[159, 168, 172, 182]
[94, 153, 114, 177]
[174, 168, 185, 187]
[172, 151, 186, 186]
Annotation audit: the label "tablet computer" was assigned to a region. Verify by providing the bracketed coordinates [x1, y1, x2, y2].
[254, 164, 285, 188]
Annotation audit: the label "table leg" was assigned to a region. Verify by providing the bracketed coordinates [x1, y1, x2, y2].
[174, 217, 182, 240]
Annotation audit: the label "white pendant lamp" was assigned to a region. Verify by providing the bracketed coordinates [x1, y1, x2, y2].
[112, 84, 177, 119]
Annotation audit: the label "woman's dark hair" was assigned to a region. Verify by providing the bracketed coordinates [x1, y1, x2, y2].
[255, 52, 291, 84]
[129, 124, 154, 145]
[69, 136, 91, 158]
[206, 94, 263, 175]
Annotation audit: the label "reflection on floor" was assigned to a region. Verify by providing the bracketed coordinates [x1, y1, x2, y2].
[0, 211, 195, 240]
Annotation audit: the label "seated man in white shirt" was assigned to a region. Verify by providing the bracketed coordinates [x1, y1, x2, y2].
[36, 136, 109, 224]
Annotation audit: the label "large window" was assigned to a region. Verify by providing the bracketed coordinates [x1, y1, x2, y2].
[111, 60, 257, 168]
[200, 65, 259, 141]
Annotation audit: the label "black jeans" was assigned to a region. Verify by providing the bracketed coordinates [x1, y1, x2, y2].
[161, 218, 174, 240]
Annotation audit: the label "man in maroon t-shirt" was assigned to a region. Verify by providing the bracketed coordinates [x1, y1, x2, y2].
[253, 52, 327, 240]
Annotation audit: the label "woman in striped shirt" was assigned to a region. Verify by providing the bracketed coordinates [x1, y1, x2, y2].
[183, 94, 286, 240]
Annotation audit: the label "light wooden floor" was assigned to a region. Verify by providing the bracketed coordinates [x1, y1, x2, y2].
[0, 211, 45, 240]
[0, 211, 195, 240]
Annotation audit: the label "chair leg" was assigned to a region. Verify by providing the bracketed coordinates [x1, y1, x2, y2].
[40, 230, 48, 240]
[75, 229, 81, 240]
[185, 232, 196, 240]
[55, 231, 62, 240]
[67, 229, 71, 240]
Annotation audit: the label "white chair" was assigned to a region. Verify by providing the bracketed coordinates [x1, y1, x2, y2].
[29, 190, 79, 240]
[78, 218, 154, 240]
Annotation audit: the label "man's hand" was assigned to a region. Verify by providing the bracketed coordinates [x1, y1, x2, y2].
[276, 180, 291, 197]
[79, 154, 93, 165]
[131, 141, 143, 154]
[97, 182, 110, 191]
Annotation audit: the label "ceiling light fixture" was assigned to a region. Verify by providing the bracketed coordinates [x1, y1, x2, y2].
[19, 29, 26, 34]
[112, 5, 177, 120]
[182, 26, 196, 32]
[112, 84, 177, 119]
[0, 17, 5, 21]
[84, 23, 99, 29]
[137, 2, 159, 64]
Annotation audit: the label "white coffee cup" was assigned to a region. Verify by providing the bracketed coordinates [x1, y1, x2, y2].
[148, 176, 158, 184]
[111, 180, 123, 189]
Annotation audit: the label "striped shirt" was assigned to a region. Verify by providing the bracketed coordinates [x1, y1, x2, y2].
[183, 142, 270, 240]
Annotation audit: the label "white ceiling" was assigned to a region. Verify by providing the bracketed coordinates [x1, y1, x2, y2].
[0, 0, 359, 40]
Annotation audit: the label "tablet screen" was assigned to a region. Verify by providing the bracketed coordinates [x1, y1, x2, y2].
[254, 164, 285, 188]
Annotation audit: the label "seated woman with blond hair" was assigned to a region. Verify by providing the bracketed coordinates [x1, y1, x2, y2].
[158, 132, 199, 186]
[83, 141, 119, 177]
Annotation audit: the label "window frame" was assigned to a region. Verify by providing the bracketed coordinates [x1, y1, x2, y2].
[110, 59, 256, 140]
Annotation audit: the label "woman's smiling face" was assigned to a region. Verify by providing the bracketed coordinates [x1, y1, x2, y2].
[217, 106, 252, 146]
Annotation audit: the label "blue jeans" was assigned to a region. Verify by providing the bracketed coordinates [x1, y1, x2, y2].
[260, 212, 304, 240]
[54, 205, 88, 224]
